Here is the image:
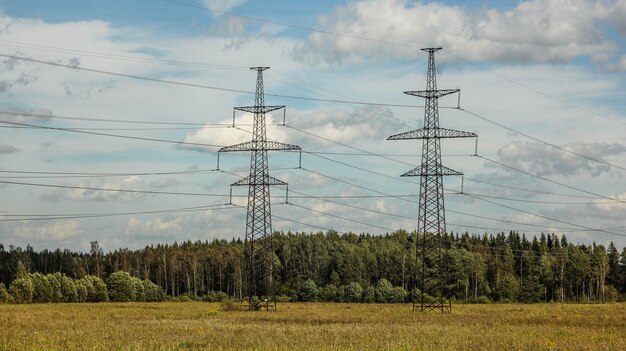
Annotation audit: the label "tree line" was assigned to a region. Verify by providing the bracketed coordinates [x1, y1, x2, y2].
[1, 230, 625, 303]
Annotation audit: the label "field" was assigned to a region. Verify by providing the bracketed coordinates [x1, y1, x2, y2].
[0, 302, 625, 350]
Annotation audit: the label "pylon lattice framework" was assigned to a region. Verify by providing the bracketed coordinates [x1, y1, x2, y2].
[219, 67, 300, 309]
[388, 48, 477, 313]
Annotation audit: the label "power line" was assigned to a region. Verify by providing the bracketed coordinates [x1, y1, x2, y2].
[461, 108, 626, 172]
[0, 179, 230, 197]
[0, 203, 233, 222]
[0, 53, 424, 108]
[0, 119, 224, 149]
[287, 202, 395, 232]
[464, 193, 626, 238]
[0, 109, 213, 126]
[478, 155, 626, 204]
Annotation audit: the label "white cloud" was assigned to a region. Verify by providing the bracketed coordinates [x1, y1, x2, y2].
[41, 176, 146, 202]
[496, 142, 626, 177]
[14, 220, 82, 241]
[202, 0, 247, 15]
[149, 178, 180, 189]
[0, 143, 19, 154]
[294, 0, 619, 65]
[126, 216, 182, 235]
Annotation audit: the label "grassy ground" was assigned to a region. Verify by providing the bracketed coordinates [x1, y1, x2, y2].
[0, 302, 624, 350]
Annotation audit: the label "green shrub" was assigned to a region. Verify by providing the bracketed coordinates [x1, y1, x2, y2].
[375, 279, 394, 303]
[131, 277, 146, 302]
[46, 274, 63, 303]
[341, 282, 363, 303]
[469, 295, 492, 304]
[143, 280, 165, 302]
[362, 286, 375, 303]
[299, 279, 319, 302]
[390, 286, 408, 303]
[57, 273, 78, 302]
[318, 284, 338, 302]
[202, 291, 228, 302]
[30, 273, 52, 303]
[107, 271, 134, 302]
[80, 275, 109, 302]
[9, 278, 33, 304]
[0, 282, 13, 303]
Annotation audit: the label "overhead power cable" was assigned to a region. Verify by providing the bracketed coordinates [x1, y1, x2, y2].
[0, 109, 215, 126]
[0, 119, 223, 149]
[0, 53, 425, 108]
[464, 193, 626, 238]
[461, 108, 626, 172]
[478, 155, 625, 204]
[0, 203, 232, 222]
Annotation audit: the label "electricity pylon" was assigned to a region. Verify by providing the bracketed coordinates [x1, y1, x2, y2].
[388, 48, 477, 313]
[219, 67, 300, 309]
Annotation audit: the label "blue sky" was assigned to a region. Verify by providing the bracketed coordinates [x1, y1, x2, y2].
[0, 0, 625, 252]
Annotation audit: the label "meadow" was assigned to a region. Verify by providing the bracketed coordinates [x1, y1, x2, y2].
[0, 302, 624, 350]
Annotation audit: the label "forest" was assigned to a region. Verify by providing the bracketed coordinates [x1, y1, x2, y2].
[1, 230, 625, 303]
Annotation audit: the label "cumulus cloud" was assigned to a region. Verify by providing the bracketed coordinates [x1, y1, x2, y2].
[149, 178, 180, 189]
[291, 105, 408, 147]
[0, 107, 53, 124]
[0, 143, 19, 154]
[202, 0, 247, 15]
[41, 176, 145, 202]
[126, 217, 182, 236]
[14, 221, 82, 241]
[293, 0, 620, 66]
[496, 141, 626, 177]
[38, 141, 59, 153]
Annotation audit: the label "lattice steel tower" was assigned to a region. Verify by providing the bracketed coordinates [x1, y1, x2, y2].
[219, 67, 300, 309]
[388, 48, 476, 313]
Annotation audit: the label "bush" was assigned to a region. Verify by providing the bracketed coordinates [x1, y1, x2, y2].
[178, 295, 192, 302]
[143, 280, 165, 302]
[10, 278, 33, 304]
[107, 271, 135, 302]
[375, 279, 394, 303]
[75, 280, 88, 302]
[299, 279, 319, 302]
[56, 273, 78, 303]
[469, 295, 492, 304]
[0, 282, 13, 303]
[46, 274, 63, 303]
[362, 286, 375, 303]
[318, 284, 338, 302]
[131, 277, 146, 302]
[80, 275, 108, 302]
[341, 282, 363, 303]
[390, 286, 408, 303]
[202, 291, 228, 302]
[30, 273, 52, 303]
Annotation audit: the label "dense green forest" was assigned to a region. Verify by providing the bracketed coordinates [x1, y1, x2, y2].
[1, 230, 625, 303]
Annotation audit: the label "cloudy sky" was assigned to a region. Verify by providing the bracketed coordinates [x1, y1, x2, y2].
[0, 0, 625, 252]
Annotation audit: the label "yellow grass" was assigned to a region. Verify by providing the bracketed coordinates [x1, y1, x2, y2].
[0, 302, 625, 350]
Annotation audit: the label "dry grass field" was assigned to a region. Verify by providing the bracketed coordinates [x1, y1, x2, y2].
[0, 302, 624, 350]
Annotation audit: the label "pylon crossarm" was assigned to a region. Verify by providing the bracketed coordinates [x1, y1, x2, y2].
[234, 105, 285, 114]
[219, 141, 301, 152]
[400, 165, 463, 177]
[388, 127, 477, 140]
[231, 175, 287, 186]
[404, 89, 459, 99]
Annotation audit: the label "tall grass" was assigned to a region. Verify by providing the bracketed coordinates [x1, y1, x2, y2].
[0, 302, 624, 350]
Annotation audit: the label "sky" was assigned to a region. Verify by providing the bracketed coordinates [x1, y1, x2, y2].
[0, 0, 624, 252]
